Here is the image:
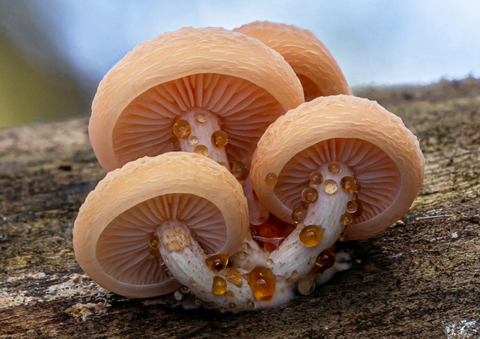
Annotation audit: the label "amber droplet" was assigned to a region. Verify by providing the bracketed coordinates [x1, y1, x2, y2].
[352, 199, 363, 219]
[309, 171, 323, 185]
[248, 267, 276, 301]
[226, 269, 243, 287]
[301, 187, 319, 204]
[291, 206, 307, 224]
[205, 253, 229, 273]
[188, 135, 199, 146]
[148, 233, 161, 256]
[241, 242, 251, 251]
[229, 303, 237, 312]
[353, 182, 361, 193]
[328, 162, 341, 174]
[231, 161, 249, 183]
[338, 233, 348, 242]
[203, 301, 215, 310]
[191, 231, 198, 240]
[323, 179, 338, 195]
[298, 276, 316, 296]
[194, 298, 203, 306]
[165, 269, 174, 279]
[291, 270, 298, 278]
[265, 173, 278, 187]
[173, 119, 191, 139]
[219, 307, 227, 313]
[341, 176, 356, 192]
[194, 145, 209, 157]
[237, 251, 247, 260]
[211, 130, 228, 148]
[346, 201, 358, 213]
[299, 225, 324, 247]
[286, 278, 295, 285]
[224, 290, 235, 300]
[314, 249, 336, 272]
[180, 286, 189, 294]
[156, 256, 165, 266]
[266, 259, 273, 266]
[212, 276, 227, 295]
[245, 299, 255, 311]
[194, 111, 207, 124]
[340, 213, 353, 226]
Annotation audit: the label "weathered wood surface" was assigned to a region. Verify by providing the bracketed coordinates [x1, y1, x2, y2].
[1, 78, 480, 338]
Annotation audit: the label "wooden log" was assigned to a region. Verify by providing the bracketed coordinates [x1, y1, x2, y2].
[1, 78, 480, 338]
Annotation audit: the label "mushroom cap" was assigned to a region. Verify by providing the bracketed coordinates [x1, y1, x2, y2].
[234, 21, 351, 101]
[251, 95, 424, 240]
[73, 152, 249, 298]
[89, 26, 304, 171]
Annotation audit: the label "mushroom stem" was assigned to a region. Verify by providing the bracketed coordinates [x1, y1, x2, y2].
[269, 164, 354, 279]
[242, 178, 270, 225]
[157, 221, 255, 312]
[178, 109, 228, 164]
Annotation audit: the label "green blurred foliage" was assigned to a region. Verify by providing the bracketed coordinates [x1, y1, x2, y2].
[0, 34, 89, 129]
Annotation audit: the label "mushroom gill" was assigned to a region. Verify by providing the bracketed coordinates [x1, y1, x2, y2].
[96, 193, 226, 285]
[274, 138, 401, 223]
[112, 73, 283, 167]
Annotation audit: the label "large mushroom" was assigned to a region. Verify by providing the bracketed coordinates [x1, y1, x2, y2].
[234, 21, 351, 101]
[74, 153, 252, 305]
[89, 27, 304, 225]
[249, 95, 424, 299]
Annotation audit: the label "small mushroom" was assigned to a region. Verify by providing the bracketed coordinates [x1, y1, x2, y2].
[234, 21, 351, 101]
[251, 95, 424, 282]
[73, 152, 249, 300]
[89, 27, 304, 225]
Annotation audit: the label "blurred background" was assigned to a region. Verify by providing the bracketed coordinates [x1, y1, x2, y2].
[0, 0, 479, 129]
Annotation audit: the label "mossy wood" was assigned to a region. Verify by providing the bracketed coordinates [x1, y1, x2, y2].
[1, 78, 480, 338]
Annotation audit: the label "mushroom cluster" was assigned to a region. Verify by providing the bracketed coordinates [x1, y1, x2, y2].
[74, 22, 424, 313]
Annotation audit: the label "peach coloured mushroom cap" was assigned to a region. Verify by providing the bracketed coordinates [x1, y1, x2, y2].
[73, 152, 249, 298]
[234, 21, 351, 101]
[89, 26, 304, 171]
[251, 95, 424, 240]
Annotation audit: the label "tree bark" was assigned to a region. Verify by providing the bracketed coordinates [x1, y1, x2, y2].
[1, 77, 480, 338]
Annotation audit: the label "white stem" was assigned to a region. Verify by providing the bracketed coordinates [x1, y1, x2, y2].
[158, 221, 254, 311]
[242, 178, 270, 225]
[178, 109, 228, 164]
[269, 164, 353, 280]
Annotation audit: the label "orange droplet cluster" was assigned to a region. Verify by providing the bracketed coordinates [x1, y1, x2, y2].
[265, 172, 278, 187]
[172, 119, 191, 139]
[309, 171, 323, 185]
[148, 233, 161, 256]
[251, 215, 295, 252]
[194, 145, 209, 156]
[212, 276, 227, 295]
[205, 253, 229, 273]
[299, 225, 324, 247]
[323, 179, 338, 195]
[211, 130, 228, 148]
[341, 176, 356, 192]
[231, 161, 249, 183]
[301, 187, 318, 204]
[248, 267, 276, 301]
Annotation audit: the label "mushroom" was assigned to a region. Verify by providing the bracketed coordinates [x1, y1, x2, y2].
[73, 152, 251, 305]
[249, 95, 424, 299]
[88, 27, 304, 225]
[234, 21, 351, 101]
